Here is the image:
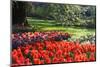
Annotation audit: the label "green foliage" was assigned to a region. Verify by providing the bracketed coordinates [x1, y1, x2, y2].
[80, 6, 96, 28]
[30, 3, 96, 28]
[12, 1, 96, 28]
[50, 4, 77, 24]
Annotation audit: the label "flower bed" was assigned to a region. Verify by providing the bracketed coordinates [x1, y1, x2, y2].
[12, 40, 96, 66]
[12, 32, 71, 49]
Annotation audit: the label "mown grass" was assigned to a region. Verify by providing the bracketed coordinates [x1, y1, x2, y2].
[27, 18, 95, 38]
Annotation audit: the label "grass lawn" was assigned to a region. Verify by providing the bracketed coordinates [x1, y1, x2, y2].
[27, 18, 95, 38]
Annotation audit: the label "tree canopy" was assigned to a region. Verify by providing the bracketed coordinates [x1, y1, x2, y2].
[12, 1, 96, 28]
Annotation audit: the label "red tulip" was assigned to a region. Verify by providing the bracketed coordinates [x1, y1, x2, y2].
[33, 59, 41, 64]
[19, 56, 25, 64]
[33, 53, 39, 59]
[89, 53, 95, 61]
[24, 49, 29, 55]
[41, 60, 44, 64]
[66, 56, 73, 62]
[52, 57, 59, 63]
[49, 52, 54, 57]
[45, 58, 51, 64]
[25, 58, 31, 65]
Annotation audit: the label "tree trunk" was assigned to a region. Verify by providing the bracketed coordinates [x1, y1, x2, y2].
[12, 1, 28, 26]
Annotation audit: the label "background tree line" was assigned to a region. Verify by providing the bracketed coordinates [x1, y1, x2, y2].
[12, 1, 96, 28]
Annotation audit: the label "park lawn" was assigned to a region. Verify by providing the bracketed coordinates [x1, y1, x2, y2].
[27, 18, 95, 38]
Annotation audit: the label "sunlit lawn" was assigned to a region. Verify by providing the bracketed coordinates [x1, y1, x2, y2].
[27, 18, 95, 38]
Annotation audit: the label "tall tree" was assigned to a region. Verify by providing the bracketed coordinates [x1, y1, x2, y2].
[49, 4, 81, 26]
[12, 1, 32, 26]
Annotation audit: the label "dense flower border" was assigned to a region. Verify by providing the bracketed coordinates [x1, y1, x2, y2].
[12, 32, 71, 49]
[12, 40, 96, 66]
